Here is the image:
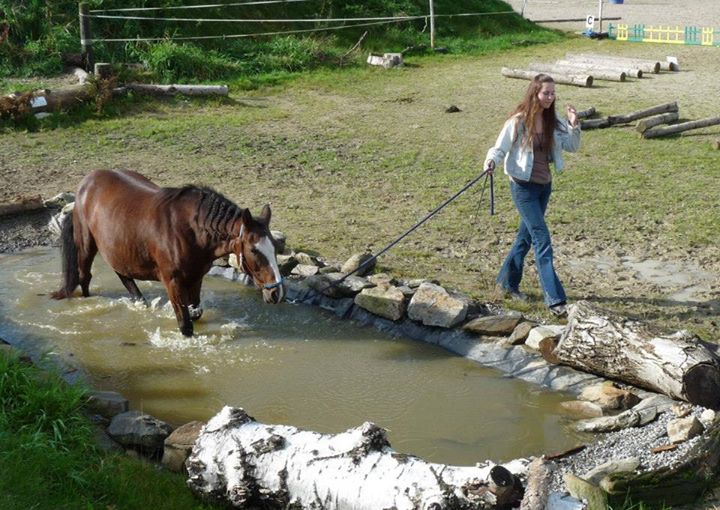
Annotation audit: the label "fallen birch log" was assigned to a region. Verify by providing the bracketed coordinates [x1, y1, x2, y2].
[187, 406, 528, 509]
[565, 53, 665, 73]
[607, 102, 678, 125]
[125, 83, 229, 96]
[552, 301, 720, 409]
[635, 111, 679, 133]
[32, 83, 97, 113]
[0, 195, 45, 217]
[553, 59, 643, 78]
[642, 116, 720, 139]
[527, 63, 626, 82]
[501, 67, 592, 88]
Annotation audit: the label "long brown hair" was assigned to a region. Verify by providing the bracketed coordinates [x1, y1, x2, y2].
[509, 73, 560, 153]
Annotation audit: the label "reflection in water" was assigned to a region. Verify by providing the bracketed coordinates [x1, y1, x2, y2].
[0, 248, 587, 465]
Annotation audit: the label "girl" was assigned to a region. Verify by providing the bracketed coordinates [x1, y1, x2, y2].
[484, 73, 580, 317]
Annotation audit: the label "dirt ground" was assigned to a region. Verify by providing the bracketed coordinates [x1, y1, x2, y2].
[506, 0, 720, 30]
[1, 1, 718, 343]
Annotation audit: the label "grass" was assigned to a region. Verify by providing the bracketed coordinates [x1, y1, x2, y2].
[1, 35, 718, 340]
[0, 349, 220, 510]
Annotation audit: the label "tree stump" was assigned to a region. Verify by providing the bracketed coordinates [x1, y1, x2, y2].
[187, 406, 526, 509]
[552, 301, 720, 409]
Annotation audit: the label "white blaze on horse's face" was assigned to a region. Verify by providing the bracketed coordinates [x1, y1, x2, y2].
[256, 235, 285, 304]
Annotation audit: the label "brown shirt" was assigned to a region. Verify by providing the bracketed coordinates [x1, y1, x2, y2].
[530, 133, 551, 184]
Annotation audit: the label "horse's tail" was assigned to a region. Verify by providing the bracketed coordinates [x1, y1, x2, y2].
[50, 210, 79, 300]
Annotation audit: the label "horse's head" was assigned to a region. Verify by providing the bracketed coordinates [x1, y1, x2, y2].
[233, 204, 285, 304]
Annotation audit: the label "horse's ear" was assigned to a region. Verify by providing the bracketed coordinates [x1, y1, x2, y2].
[241, 208, 253, 227]
[259, 204, 271, 224]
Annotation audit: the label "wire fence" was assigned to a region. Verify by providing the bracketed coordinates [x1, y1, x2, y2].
[81, 2, 516, 44]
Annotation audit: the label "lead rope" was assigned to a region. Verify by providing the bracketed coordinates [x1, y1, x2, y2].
[292, 169, 495, 304]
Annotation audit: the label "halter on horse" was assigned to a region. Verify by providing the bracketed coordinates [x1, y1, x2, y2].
[51, 169, 285, 336]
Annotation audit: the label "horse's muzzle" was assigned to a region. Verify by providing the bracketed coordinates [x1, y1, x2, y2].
[262, 284, 286, 304]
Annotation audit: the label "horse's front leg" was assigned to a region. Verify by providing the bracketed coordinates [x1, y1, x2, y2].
[161, 274, 193, 336]
[187, 279, 203, 322]
[116, 272, 147, 305]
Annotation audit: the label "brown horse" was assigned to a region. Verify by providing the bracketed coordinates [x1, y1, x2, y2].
[51, 169, 285, 336]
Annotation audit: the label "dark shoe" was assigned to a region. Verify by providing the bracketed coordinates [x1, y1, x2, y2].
[508, 290, 528, 302]
[549, 303, 568, 318]
[497, 285, 528, 302]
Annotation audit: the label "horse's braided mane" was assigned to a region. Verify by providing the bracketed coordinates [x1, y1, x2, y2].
[156, 185, 244, 240]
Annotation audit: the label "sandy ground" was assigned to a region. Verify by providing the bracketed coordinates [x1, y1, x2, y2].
[505, 0, 720, 30]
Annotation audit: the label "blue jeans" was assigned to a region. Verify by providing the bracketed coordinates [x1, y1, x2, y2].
[496, 180, 566, 307]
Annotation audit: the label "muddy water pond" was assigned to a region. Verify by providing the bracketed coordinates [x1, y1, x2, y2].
[0, 247, 587, 465]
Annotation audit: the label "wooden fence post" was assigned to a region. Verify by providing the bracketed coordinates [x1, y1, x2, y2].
[428, 0, 435, 49]
[79, 2, 94, 72]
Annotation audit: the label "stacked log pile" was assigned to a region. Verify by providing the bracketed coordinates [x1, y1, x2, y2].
[579, 101, 720, 139]
[502, 53, 678, 88]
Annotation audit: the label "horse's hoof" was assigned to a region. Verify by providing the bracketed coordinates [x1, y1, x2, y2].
[188, 304, 203, 321]
[180, 325, 193, 337]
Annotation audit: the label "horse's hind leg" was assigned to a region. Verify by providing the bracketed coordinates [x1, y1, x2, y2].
[76, 228, 98, 297]
[116, 273, 147, 305]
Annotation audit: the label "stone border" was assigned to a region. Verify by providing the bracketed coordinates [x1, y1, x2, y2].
[2, 205, 719, 508]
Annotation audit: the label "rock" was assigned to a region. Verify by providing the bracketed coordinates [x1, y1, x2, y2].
[354, 285, 406, 321]
[43, 191, 75, 208]
[582, 458, 640, 485]
[86, 390, 129, 419]
[107, 411, 173, 453]
[559, 400, 604, 418]
[407, 282, 468, 328]
[291, 264, 320, 277]
[463, 313, 522, 336]
[667, 415, 704, 443]
[277, 254, 299, 275]
[306, 272, 374, 298]
[367, 273, 394, 286]
[563, 473, 608, 510]
[508, 321, 536, 345]
[318, 264, 341, 274]
[212, 255, 230, 267]
[671, 402, 693, 418]
[270, 230, 286, 254]
[525, 325, 564, 351]
[575, 409, 641, 433]
[294, 252, 319, 266]
[633, 394, 676, 414]
[396, 285, 416, 298]
[700, 409, 717, 427]
[163, 421, 205, 473]
[546, 492, 587, 510]
[341, 252, 376, 277]
[579, 382, 641, 411]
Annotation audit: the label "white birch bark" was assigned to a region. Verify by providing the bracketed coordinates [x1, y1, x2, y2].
[187, 406, 528, 509]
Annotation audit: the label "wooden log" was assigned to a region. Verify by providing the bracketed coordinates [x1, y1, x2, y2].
[0, 195, 45, 217]
[519, 458, 554, 510]
[635, 111, 679, 133]
[93, 62, 112, 80]
[33, 83, 97, 113]
[553, 59, 643, 78]
[187, 406, 528, 509]
[125, 83, 229, 96]
[565, 53, 661, 74]
[576, 106, 596, 119]
[642, 116, 720, 139]
[580, 118, 610, 129]
[552, 301, 720, 409]
[527, 63, 626, 82]
[606, 101, 678, 125]
[501, 68, 592, 88]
